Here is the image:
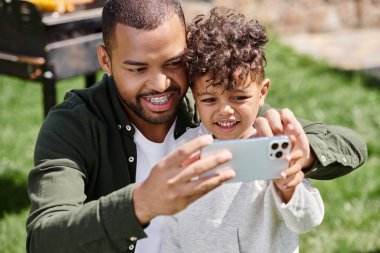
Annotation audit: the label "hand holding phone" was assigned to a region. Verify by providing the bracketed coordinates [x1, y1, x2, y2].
[200, 135, 291, 183]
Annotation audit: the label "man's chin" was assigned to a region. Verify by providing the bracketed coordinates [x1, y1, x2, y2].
[143, 110, 177, 125]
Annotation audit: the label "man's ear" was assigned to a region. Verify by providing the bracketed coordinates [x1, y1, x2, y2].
[259, 78, 270, 105]
[97, 45, 112, 75]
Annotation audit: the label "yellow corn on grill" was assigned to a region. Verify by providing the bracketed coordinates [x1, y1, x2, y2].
[0, 0, 105, 117]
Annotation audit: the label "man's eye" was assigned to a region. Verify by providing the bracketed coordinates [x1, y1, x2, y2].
[128, 68, 145, 73]
[166, 61, 181, 68]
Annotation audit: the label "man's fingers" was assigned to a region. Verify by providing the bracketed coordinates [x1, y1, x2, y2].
[254, 117, 273, 137]
[168, 149, 233, 184]
[181, 151, 201, 168]
[280, 108, 295, 130]
[281, 109, 304, 140]
[183, 169, 235, 198]
[265, 109, 284, 135]
[163, 135, 213, 168]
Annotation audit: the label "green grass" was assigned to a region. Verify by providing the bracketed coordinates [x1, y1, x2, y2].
[0, 37, 379, 252]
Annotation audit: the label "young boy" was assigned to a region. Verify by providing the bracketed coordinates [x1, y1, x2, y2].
[160, 7, 324, 253]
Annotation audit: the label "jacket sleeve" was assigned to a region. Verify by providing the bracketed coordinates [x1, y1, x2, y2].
[258, 104, 368, 180]
[27, 100, 146, 253]
[270, 180, 324, 234]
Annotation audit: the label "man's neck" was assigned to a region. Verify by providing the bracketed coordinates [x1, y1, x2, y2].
[124, 108, 175, 142]
[134, 120, 174, 143]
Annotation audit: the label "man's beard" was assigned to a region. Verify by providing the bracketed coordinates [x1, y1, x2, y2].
[121, 86, 185, 124]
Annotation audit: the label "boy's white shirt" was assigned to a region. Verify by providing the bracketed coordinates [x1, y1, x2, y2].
[160, 123, 324, 253]
[133, 121, 177, 253]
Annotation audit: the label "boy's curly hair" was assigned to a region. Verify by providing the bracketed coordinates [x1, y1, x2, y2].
[183, 7, 268, 90]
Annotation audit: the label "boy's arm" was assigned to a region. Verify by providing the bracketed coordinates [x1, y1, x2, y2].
[257, 104, 368, 180]
[273, 147, 304, 204]
[270, 180, 324, 234]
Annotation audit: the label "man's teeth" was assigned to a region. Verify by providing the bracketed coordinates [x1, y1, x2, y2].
[146, 95, 169, 105]
[217, 121, 236, 127]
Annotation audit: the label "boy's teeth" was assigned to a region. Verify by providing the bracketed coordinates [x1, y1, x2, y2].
[146, 95, 169, 105]
[217, 121, 236, 127]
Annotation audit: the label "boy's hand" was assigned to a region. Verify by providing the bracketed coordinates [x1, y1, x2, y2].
[273, 139, 304, 203]
[254, 108, 316, 169]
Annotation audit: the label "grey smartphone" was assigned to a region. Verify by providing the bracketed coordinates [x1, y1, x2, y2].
[200, 135, 291, 182]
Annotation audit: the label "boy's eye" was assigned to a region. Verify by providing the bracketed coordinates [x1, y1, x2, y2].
[200, 98, 217, 103]
[233, 96, 249, 101]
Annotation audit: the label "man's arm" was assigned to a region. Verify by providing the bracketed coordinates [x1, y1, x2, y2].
[256, 104, 368, 180]
[27, 165, 146, 253]
[27, 103, 236, 253]
[27, 107, 147, 253]
[299, 118, 367, 179]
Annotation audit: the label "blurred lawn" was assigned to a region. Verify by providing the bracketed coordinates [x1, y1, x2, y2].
[0, 37, 379, 253]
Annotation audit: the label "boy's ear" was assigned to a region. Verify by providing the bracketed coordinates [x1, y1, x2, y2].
[259, 78, 270, 105]
[97, 45, 112, 75]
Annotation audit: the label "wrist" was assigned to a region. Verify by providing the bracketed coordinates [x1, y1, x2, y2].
[301, 149, 316, 169]
[273, 182, 295, 204]
[132, 183, 155, 225]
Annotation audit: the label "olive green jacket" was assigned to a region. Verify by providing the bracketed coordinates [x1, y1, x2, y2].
[26, 74, 367, 253]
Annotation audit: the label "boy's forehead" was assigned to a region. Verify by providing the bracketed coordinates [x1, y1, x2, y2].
[194, 72, 260, 92]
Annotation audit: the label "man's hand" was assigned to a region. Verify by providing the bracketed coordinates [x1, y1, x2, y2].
[254, 108, 316, 169]
[132, 135, 235, 225]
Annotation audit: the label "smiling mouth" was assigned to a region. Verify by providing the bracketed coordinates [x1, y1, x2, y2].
[144, 95, 170, 105]
[216, 121, 239, 127]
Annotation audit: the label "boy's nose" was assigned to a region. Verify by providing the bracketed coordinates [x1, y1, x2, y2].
[149, 72, 169, 92]
[219, 104, 234, 115]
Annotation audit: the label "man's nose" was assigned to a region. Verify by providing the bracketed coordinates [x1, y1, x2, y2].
[149, 72, 169, 92]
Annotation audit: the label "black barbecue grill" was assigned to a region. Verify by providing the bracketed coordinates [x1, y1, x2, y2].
[0, 0, 105, 116]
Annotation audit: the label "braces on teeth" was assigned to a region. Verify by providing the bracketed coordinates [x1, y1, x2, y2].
[147, 96, 169, 104]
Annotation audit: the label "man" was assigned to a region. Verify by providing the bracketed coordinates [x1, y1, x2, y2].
[26, 0, 367, 253]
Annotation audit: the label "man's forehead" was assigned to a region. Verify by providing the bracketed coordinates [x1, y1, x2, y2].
[113, 15, 185, 45]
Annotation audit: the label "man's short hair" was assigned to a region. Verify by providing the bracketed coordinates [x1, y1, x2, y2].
[102, 0, 186, 54]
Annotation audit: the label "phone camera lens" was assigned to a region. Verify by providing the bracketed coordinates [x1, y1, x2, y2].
[275, 151, 283, 158]
[282, 142, 289, 149]
[271, 143, 279, 150]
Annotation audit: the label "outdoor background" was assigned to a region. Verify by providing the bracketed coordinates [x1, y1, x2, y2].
[1, 0, 380, 252]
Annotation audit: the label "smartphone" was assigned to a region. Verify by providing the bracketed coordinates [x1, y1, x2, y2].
[200, 135, 291, 183]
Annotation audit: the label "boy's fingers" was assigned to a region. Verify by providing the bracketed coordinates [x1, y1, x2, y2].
[281, 161, 302, 179]
[286, 171, 304, 189]
[287, 149, 303, 162]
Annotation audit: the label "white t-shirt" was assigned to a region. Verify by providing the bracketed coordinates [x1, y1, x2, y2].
[134, 122, 177, 253]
